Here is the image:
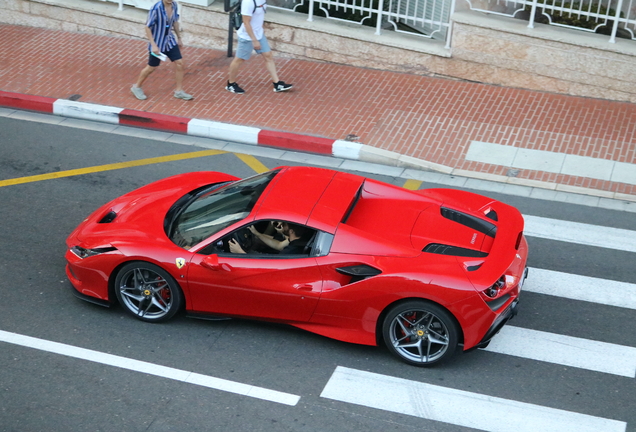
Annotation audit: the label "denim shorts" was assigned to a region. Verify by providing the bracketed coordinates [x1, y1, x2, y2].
[236, 36, 271, 60]
[147, 44, 182, 67]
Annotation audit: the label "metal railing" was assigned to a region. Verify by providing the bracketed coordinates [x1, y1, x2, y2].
[268, 0, 454, 40]
[464, 0, 636, 42]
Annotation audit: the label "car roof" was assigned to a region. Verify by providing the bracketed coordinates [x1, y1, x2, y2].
[254, 166, 365, 234]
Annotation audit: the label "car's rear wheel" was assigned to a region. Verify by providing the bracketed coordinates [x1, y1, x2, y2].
[114, 262, 183, 323]
[382, 300, 458, 366]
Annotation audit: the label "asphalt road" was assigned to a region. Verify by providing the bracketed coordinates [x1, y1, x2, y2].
[0, 113, 634, 432]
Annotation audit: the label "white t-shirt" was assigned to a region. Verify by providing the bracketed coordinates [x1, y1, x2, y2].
[237, 0, 267, 41]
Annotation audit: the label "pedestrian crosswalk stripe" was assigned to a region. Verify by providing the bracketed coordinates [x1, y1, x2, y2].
[524, 268, 636, 310]
[484, 326, 636, 378]
[321, 366, 627, 432]
[524, 215, 636, 252]
[0, 330, 300, 406]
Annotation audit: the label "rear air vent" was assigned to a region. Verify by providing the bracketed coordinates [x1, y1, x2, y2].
[423, 243, 488, 258]
[485, 209, 498, 221]
[441, 207, 497, 238]
[98, 210, 117, 224]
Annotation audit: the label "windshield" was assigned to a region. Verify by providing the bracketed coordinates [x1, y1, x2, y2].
[169, 170, 278, 249]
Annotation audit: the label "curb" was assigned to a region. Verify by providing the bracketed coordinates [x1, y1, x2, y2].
[1, 90, 634, 203]
[0, 90, 440, 172]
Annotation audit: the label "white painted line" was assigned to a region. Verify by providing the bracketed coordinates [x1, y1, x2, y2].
[53, 100, 122, 124]
[188, 119, 259, 144]
[484, 326, 636, 378]
[0, 330, 300, 406]
[523, 215, 636, 252]
[466, 141, 636, 186]
[467, 141, 518, 166]
[514, 147, 566, 173]
[612, 161, 636, 185]
[332, 140, 362, 159]
[562, 154, 613, 181]
[525, 268, 636, 310]
[321, 366, 626, 432]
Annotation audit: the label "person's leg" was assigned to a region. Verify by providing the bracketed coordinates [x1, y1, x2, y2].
[261, 51, 279, 83]
[174, 59, 185, 92]
[228, 57, 245, 83]
[131, 62, 156, 100]
[135, 65, 155, 88]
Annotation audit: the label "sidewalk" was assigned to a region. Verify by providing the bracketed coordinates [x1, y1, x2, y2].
[1, 23, 635, 201]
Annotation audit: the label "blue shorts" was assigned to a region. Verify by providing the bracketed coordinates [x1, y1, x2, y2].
[236, 36, 271, 60]
[148, 44, 182, 67]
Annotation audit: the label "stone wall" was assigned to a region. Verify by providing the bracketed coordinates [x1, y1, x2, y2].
[3, 0, 636, 103]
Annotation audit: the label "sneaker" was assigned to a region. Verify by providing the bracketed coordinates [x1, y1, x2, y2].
[130, 86, 147, 100]
[273, 81, 293, 92]
[174, 90, 194, 101]
[226, 82, 245, 94]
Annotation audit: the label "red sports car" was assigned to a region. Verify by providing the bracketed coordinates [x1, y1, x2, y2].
[66, 166, 528, 366]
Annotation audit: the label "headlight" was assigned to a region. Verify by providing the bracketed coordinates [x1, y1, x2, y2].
[70, 246, 117, 259]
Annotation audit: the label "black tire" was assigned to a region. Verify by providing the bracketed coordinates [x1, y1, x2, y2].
[114, 262, 183, 323]
[382, 300, 459, 366]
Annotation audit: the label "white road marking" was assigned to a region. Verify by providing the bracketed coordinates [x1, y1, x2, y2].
[466, 141, 636, 186]
[523, 215, 636, 252]
[0, 330, 300, 406]
[321, 366, 626, 432]
[484, 326, 636, 378]
[524, 268, 636, 310]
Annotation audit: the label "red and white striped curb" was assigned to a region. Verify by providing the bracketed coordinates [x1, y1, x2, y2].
[0, 90, 447, 172]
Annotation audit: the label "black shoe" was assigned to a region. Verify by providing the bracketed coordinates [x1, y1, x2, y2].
[273, 81, 293, 92]
[226, 81, 245, 94]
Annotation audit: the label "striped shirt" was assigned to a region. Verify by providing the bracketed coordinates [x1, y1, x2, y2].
[146, 0, 180, 52]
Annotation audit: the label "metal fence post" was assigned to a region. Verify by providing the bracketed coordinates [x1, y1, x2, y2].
[445, 0, 457, 50]
[609, 0, 624, 43]
[308, 0, 314, 21]
[527, 0, 537, 28]
[375, 0, 384, 35]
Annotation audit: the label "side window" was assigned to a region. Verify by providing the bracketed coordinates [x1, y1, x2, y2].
[202, 220, 321, 257]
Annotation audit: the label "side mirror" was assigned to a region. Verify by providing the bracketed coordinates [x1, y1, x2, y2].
[201, 254, 220, 271]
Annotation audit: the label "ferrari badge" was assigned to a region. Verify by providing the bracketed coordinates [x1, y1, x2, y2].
[175, 258, 186, 269]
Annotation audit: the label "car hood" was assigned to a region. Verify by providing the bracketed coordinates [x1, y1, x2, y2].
[68, 172, 239, 246]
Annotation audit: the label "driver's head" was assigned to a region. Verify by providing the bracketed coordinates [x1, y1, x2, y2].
[282, 222, 306, 240]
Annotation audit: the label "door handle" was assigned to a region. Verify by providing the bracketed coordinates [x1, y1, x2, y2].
[294, 284, 313, 291]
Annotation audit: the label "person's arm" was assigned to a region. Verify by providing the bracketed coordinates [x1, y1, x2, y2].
[173, 21, 182, 46]
[228, 238, 246, 254]
[145, 26, 160, 56]
[242, 15, 261, 51]
[248, 225, 289, 251]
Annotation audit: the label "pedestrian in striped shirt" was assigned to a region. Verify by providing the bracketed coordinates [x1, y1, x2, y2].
[131, 0, 194, 101]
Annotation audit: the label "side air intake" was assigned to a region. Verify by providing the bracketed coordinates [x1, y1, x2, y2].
[423, 243, 488, 258]
[336, 264, 382, 284]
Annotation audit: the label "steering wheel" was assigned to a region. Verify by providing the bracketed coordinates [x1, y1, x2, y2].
[231, 227, 254, 252]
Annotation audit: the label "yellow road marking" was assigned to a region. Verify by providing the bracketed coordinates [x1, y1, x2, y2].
[235, 153, 270, 174]
[403, 179, 422, 190]
[0, 149, 226, 188]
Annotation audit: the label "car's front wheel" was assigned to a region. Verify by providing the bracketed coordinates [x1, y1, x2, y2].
[382, 300, 459, 366]
[114, 262, 183, 323]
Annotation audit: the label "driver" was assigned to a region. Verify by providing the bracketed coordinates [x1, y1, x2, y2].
[229, 221, 307, 254]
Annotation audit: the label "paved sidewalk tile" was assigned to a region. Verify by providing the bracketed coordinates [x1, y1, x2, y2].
[0, 24, 635, 198]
